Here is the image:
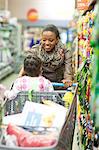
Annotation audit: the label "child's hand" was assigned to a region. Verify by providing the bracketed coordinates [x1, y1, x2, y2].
[4, 90, 17, 100]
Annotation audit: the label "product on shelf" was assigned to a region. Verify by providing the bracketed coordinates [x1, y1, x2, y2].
[23, 27, 42, 51]
[77, 11, 95, 67]
[0, 11, 21, 79]
[77, 60, 94, 150]
[90, 3, 99, 147]
[76, 1, 98, 149]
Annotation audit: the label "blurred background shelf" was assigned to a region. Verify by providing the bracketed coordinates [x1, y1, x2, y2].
[0, 63, 14, 81]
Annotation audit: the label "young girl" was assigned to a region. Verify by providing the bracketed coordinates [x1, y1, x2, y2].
[5, 55, 54, 100]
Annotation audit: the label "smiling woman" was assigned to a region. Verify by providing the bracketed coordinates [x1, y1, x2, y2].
[41, 27, 59, 52]
[19, 24, 73, 87]
[41, 31, 58, 52]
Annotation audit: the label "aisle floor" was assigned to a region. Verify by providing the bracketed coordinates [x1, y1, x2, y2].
[0, 73, 18, 89]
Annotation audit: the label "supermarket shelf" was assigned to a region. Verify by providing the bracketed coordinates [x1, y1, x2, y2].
[18, 19, 69, 28]
[0, 63, 13, 80]
[77, 60, 87, 74]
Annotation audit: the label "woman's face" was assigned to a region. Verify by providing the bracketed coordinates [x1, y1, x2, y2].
[41, 31, 59, 52]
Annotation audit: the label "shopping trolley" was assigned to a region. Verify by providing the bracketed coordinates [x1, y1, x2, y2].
[0, 83, 78, 150]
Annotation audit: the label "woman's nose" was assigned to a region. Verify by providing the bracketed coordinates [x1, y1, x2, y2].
[45, 40, 50, 45]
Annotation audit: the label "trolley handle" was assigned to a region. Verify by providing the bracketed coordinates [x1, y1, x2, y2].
[52, 82, 77, 87]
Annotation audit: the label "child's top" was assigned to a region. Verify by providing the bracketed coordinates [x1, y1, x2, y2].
[4, 76, 54, 100]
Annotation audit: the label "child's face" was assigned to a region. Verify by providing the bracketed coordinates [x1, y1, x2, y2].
[41, 31, 58, 52]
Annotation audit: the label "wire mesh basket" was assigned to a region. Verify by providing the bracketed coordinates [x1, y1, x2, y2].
[0, 84, 78, 150]
[4, 91, 66, 116]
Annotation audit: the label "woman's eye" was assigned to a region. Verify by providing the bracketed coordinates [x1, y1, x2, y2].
[42, 39, 54, 42]
[49, 40, 54, 42]
[42, 39, 46, 42]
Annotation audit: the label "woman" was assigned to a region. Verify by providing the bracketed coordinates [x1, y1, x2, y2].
[20, 24, 73, 87]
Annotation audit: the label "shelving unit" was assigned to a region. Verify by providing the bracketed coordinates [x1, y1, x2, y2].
[74, 0, 98, 149]
[0, 18, 20, 80]
[0, 63, 13, 80]
[72, 36, 78, 74]
[0, 24, 18, 57]
[77, 59, 94, 150]
[22, 27, 42, 51]
[90, 0, 99, 147]
[72, 0, 97, 73]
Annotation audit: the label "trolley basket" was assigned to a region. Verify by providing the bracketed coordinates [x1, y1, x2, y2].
[0, 83, 78, 150]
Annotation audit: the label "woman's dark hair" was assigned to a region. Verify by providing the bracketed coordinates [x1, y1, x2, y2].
[42, 24, 60, 38]
[24, 55, 42, 77]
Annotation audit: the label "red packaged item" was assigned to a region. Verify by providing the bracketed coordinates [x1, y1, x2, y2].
[7, 124, 58, 147]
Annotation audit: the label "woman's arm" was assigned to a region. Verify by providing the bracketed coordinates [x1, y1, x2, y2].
[19, 67, 26, 77]
[64, 49, 73, 80]
[62, 49, 73, 87]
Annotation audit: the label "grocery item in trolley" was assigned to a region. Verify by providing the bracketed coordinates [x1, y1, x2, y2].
[2, 100, 67, 149]
[5, 123, 59, 147]
[3, 101, 67, 131]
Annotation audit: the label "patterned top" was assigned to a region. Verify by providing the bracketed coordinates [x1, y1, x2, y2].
[5, 76, 54, 100]
[26, 41, 73, 82]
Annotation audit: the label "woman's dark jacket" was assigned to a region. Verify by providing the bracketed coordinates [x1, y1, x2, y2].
[25, 41, 73, 82]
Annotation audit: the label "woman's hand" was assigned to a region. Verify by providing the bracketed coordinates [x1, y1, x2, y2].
[61, 79, 72, 88]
